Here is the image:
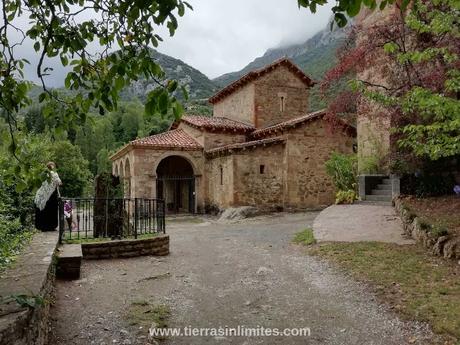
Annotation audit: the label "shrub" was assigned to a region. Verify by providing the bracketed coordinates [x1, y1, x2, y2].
[325, 152, 358, 192]
[400, 173, 455, 197]
[359, 155, 380, 174]
[0, 215, 34, 271]
[335, 190, 358, 204]
[50, 141, 92, 198]
[430, 225, 449, 238]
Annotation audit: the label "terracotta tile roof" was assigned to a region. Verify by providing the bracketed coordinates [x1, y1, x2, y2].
[172, 115, 255, 133]
[250, 110, 357, 139]
[110, 129, 202, 160]
[209, 58, 315, 104]
[250, 110, 326, 138]
[206, 137, 285, 157]
[130, 129, 202, 149]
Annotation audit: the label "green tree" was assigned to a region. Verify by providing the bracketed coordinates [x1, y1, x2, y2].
[49, 141, 92, 197]
[1, 0, 191, 189]
[75, 116, 116, 174]
[322, 0, 459, 166]
[96, 148, 112, 175]
[297, 0, 409, 27]
[359, 0, 459, 163]
[110, 101, 145, 145]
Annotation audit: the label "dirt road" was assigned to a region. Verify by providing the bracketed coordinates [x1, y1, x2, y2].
[50, 212, 434, 345]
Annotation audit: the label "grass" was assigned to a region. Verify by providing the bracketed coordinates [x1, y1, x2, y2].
[401, 196, 460, 237]
[126, 300, 170, 338]
[308, 242, 460, 343]
[293, 228, 316, 245]
[63, 232, 158, 244]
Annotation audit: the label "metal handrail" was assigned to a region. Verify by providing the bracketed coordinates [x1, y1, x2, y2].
[58, 197, 165, 244]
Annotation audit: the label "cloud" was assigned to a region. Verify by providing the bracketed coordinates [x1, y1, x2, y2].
[11, 0, 333, 86]
[157, 0, 333, 79]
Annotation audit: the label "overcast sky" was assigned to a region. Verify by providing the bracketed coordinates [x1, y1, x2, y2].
[14, 0, 333, 87]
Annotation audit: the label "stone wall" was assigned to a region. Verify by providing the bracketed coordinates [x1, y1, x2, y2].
[213, 83, 255, 125]
[204, 132, 247, 150]
[205, 118, 354, 211]
[179, 123, 205, 147]
[0, 232, 58, 345]
[213, 65, 310, 129]
[355, 7, 397, 174]
[112, 148, 205, 212]
[284, 120, 354, 208]
[179, 123, 247, 150]
[254, 65, 309, 128]
[205, 155, 234, 208]
[394, 198, 460, 259]
[232, 144, 286, 208]
[357, 106, 391, 174]
[82, 235, 169, 259]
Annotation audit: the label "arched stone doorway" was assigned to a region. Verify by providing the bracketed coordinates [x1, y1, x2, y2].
[156, 155, 195, 213]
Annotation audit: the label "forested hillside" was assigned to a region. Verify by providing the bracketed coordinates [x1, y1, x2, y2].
[120, 49, 217, 102]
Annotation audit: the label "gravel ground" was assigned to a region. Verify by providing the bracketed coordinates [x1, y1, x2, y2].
[50, 212, 437, 345]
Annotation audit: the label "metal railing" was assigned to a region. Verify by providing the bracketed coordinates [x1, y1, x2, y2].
[58, 198, 165, 243]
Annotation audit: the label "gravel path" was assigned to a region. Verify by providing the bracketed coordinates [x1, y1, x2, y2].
[50, 212, 434, 345]
[313, 204, 415, 244]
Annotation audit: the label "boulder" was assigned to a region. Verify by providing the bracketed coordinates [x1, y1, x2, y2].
[217, 206, 259, 223]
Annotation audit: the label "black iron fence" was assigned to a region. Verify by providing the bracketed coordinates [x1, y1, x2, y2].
[58, 198, 165, 243]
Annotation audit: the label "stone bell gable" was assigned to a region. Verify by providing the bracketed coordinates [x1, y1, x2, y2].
[209, 58, 315, 128]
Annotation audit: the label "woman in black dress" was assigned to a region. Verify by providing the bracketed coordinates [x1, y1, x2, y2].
[34, 162, 62, 231]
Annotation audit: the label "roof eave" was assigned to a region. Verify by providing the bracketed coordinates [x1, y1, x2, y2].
[109, 144, 133, 161]
[205, 137, 286, 158]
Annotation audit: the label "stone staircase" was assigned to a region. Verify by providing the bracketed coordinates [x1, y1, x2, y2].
[365, 178, 393, 202]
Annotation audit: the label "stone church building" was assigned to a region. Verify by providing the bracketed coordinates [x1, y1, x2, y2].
[110, 58, 355, 213]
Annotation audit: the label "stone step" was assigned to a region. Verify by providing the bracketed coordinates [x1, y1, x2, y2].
[371, 189, 392, 196]
[356, 200, 392, 206]
[381, 179, 392, 185]
[365, 194, 392, 202]
[376, 184, 392, 190]
[56, 244, 82, 280]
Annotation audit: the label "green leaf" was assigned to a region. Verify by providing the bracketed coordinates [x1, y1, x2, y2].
[172, 102, 184, 119]
[335, 13, 348, 28]
[38, 92, 47, 103]
[60, 55, 68, 66]
[15, 181, 27, 193]
[158, 92, 169, 114]
[346, 0, 362, 17]
[115, 76, 124, 90]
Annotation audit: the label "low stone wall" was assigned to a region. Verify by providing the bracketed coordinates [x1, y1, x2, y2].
[82, 235, 169, 259]
[394, 198, 460, 259]
[0, 231, 58, 345]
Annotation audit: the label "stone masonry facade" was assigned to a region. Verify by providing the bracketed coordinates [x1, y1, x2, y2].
[111, 58, 355, 212]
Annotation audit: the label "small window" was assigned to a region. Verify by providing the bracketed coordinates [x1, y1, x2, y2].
[220, 166, 223, 185]
[280, 96, 285, 112]
[259, 165, 265, 174]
